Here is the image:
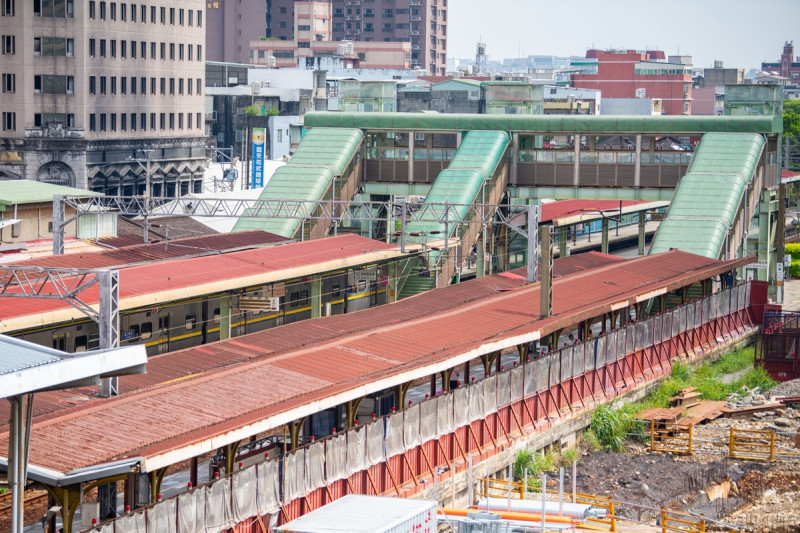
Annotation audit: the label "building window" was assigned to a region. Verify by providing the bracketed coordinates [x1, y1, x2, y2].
[140, 112, 146, 131]
[99, 76, 106, 94]
[149, 112, 155, 130]
[196, 78, 201, 94]
[196, 112, 201, 129]
[140, 4, 146, 22]
[187, 112, 192, 129]
[110, 76, 116, 94]
[159, 41, 165, 60]
[140, 76, 145, 94]
[89, 38, 95, 56]
[178, 77, 183, 94]
[149, 5, 155, 23]
[110, 113, 116, 131]
[110, 1, 115, 19]
[197, 9, 201, 27]
[178, 8, 183, 25]
[169, 112, 174, 129]
[89, 75, 96, 94]
[150, 41, 155, 59]
[169, 77, 174, 94]
[120, 113, 126, 130]
[159, 6, 164, 23]
[2, 73, 14, 92]
[99, 1, 105, 19]
[129, 76, 135, 94]
[99, 39, 106, 57]
[197, 45, 202, 61]
[187, 77, 192, 95]
[120, 3, 125, 20]
[169, 42, 174, 60]
[140, 41, 146, 58]
[131, 3, 135, 22]
[34, 113, 75, 127]
[2, 34, 14, 54]
[187, 44, 193, 61]
[130, 112, 136, 131]
[34, 75, 74, 94]
[159, 77, 165, 94]
[110, 39, 116, 57]
[150, 77, 155, 94]
[130, 40, 136, 58]
[89, 113, 96, 131]
[178, 112, 183, 129]
[178, 43, 183, 60]
[188, 9, 192, 26]
[169, 7, 174, 24]
[298, 42, 310, 48]
[1, 0, 14, 15]
[159, 112, 165, 130]
[120, 76, 126, 94]
[88, 0, 95, 18]
[99, 113, 106, 131]
[120, 40, 126, 57]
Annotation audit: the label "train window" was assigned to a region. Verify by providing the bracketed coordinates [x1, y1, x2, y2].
[127, 324, 140, 343]
[88, 333, 99, 350]
[74, 335, 88, 352]
[290, 291, 300, 307]
[213, 308, 220, 324]
[300, 290, 309, 305]
[185, 313, 197, 330]
[52, 335, 66, 351]
[332, 284, 341, 298]
[140, 322, 153, 340]
[357, 280, 367, 292]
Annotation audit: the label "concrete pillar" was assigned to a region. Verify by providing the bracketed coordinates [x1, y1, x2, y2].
[573, 136, 581, 187]
[476, 237, 485, 278]
[408, 130, 414, 184]
[601, 218, 609, 254]
[511, 133, 519, 186]
[310, 275, 322, 319]
[638, 211, 646, 256]
[559, 226, 568, 258]
[220, 293, 232, 340]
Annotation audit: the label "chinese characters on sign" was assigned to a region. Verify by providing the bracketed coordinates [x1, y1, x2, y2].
[251, 127, 266, 188]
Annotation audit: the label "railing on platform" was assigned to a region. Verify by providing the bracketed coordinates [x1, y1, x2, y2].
[86, 282, 757, 533]
[660, 507, 706, 533]
[729, 427, 775, 461]
[650, 420, 694, 455]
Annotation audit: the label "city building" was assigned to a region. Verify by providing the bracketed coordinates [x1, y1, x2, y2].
[206, 0, 267, 64]
[0, 0, 208, 196]
[265, 0, 445, 75]
[761, 41, 800, 82]
[250, 38, 411, 69]
[571, 49, 692, 115]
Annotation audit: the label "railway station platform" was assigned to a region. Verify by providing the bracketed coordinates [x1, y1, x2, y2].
[0, 248, 762, 532]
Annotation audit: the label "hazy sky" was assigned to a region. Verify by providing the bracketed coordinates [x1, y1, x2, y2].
[448, 0, 799, 70]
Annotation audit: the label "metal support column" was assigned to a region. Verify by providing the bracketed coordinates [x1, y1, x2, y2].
[638, 211, 646, 256]
[98, 270, 120, 398]
[8, 394, 33, 533]
[634, 134, 642, 196]
[52, 195, 65, 255]
[527, 204, 539, 283]
[573, 135, 581, 187]
[601, 218, 609, 254]
[476, 237, 485, 278]
[540, 227, 554, 318]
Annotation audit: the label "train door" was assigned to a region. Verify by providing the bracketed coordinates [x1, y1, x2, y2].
[52, 332, 67, 351]
[157, 312, 171, 354]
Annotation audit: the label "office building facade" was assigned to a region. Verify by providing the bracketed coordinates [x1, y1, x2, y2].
[0, 0, 207, 196]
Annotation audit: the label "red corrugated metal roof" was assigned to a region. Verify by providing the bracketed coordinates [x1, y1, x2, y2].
[540, 200, 653, 224]
[0, 235, 398, 321]
[4, 231, 291, 270]
[0, 250, 753, 474]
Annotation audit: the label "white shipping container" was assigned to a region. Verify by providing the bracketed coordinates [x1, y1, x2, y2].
[275, 495, 436, 533]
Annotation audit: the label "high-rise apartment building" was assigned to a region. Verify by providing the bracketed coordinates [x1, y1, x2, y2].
[0, 0, 207, 196]
[266, 0, 446, 75]
[206, 0, 267, 64]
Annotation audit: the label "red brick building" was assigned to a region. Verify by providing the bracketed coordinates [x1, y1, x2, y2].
[571, 49, 693, 115]
[762, 41, 800, 83]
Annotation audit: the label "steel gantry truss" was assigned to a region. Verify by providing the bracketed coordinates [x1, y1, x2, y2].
[0, 267, 120, 396]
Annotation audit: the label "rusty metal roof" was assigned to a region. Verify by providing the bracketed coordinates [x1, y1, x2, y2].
[0, 235, 403, 329]
[4, 231, 291, 270]
[0, 250, 753, 475]
[540, 199, 667, 226]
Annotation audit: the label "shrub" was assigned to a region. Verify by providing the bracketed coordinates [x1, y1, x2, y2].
[785, 243, 800, 260]
[589, 403, 627, 452]
[561, 447, 579, 465]
[671, 359, 691, 381]
[581, 429, 601, 452]
[513, 448, 534, 481]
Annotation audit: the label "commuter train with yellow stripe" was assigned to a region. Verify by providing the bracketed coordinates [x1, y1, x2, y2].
[1, 235, 407, 356]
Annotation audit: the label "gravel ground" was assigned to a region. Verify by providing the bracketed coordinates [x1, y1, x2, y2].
[767, 378, 800, 399]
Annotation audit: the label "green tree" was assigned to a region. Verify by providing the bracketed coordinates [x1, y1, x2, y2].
[785, 100, 800, 138]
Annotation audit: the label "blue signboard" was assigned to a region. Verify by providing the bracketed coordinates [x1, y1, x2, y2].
[251, 127, 266, 188]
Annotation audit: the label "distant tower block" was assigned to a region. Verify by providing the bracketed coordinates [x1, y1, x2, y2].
[475, 42, 487, 74]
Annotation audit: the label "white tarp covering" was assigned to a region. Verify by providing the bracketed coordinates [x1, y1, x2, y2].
[454, 387, 469, 427]
[661, 313, 671, 343]
[524, 361, 537, 396]
[146, 497, 177, 533]
[510, 366, 524, 401]
[232, 466, 258, 523]
[366, 419, 385, 466]
[325, 433, 347, 482]
[177, 490, 199, 533]
[584, 343, 594, 372]
[437, 393, 455, 434]
[496, 371, 511, 406]
[305, 442, 326, 493]
[256, 460, 280, 515]
[347, 426, 366, 476]
[283, 449, 305, 503]
[205, 479, 234, 533]
[572, 346, 584, 377]
[483, 376, 497, 416]
[625, 326, 635, 354]
[403, 404, 421, 450]
[536, 358, 548, 391]
[596, 336, 606, 368]
[419, 399, 437, 443]
[384, 412, 404, 458]
[115, 510, 146, 533]
[93, 524, 114, 533]
[468, 382, 483, 423]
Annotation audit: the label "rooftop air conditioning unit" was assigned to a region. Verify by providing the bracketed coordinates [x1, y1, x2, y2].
[267, 56, 276, 68]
